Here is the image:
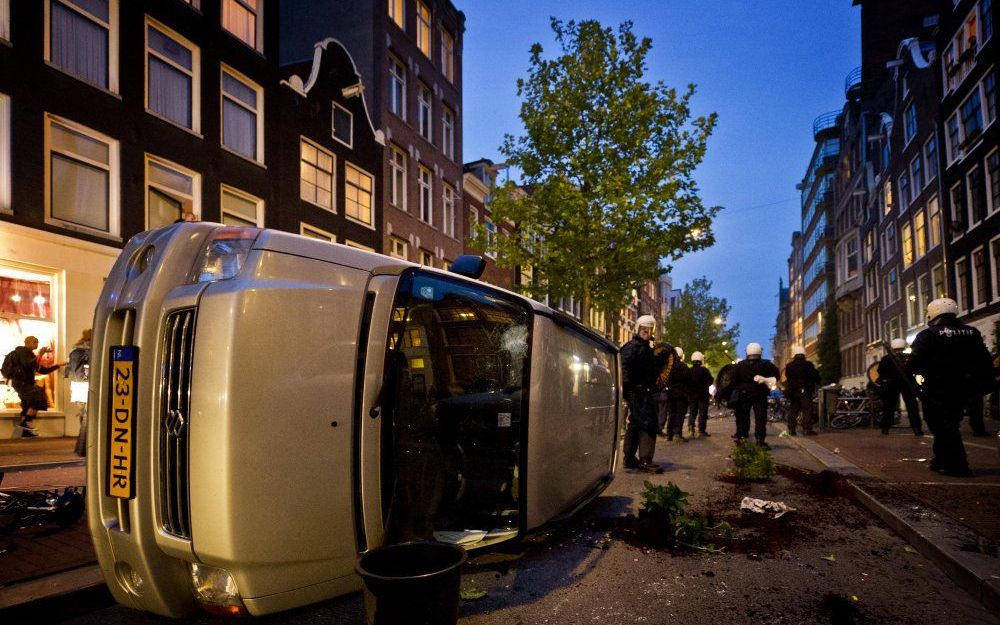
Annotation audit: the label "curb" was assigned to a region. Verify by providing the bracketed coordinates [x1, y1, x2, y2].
[0, 564, 113, 624]
[0, 459, 85, 473]
[786, 434, 1000, 613]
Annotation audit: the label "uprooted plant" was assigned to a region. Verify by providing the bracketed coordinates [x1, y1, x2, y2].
[729, 440, 775, 481]
[638, 481, 732, 552]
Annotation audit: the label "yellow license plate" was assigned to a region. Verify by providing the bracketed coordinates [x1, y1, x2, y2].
[107, 346, 138, 500]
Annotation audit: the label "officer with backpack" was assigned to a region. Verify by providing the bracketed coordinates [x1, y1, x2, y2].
[2, 336, 65, 437]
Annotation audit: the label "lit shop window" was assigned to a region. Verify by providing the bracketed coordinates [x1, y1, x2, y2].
[220, 184, 263, 227]
[1, 265, 59, 413]
[46, 0, 118, 92]
[345, 162, 373, 226]
[145, 155, 200, 229]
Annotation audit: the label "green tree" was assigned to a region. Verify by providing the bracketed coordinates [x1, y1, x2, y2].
[817, 302, 841, 384]
[473, 19, 719, 317]
[658, 277, 740, 372]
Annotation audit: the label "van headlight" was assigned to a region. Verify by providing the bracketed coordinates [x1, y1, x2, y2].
[189, 227, 260, 284]
[189, 562, 248, 616]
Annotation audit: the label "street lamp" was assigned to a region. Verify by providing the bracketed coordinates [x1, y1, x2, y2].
[713, 316, 724, 326]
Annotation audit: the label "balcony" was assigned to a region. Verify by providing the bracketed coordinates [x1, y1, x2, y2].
[844, 66, 862, 98]
[813, 110, 842, 139]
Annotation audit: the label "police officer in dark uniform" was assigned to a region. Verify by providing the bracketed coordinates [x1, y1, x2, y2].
[906, 298, 994, 477]
[687, 351, 713, 436]
[725, 342, 780, 448]
[621, 315, 662, 473]
[877, 338, 923, 435]
[782, 344, 820, 436]
[666, 346, 690, 441]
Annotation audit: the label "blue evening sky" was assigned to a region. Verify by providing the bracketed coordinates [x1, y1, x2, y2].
[461, 0, 860, 357]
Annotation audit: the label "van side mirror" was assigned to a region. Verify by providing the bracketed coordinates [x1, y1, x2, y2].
[449, 255, 487, 280]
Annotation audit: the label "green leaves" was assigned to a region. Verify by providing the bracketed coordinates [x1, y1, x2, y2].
[474, 19, 720, 314]
[658, 277, 740, 371]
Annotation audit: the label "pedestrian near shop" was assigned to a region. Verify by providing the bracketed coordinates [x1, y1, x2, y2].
[782, 345, 820, 436]
[621, 315, 663, 473]
[67, 329, 92, 456]
[687, 351, 713, 436]
[876, 338, 923, 435]
[1, 336, 64, 437]
[906, 298, 994, 477]
[666, 346, 690, 441]
[724, 342, 779, 448]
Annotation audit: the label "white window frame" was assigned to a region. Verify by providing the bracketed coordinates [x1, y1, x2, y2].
[442, 107, 454, 160]
[441, 28, 455, 83]
[221, 0, 263, 53]
[442, 182, 455, 237]
[388, 0, 404, 30]
[389, 144, 406, 210]
[299, 222, 336, 242]
[331, 101, 353, 149]
[913, 207, 926, 258]
[418, 165, 432, 225]
[0, 93, 8, 214]
[942, 3, 983, 94]
[346, 240, 375, 252]
[932, 262, 947, 300]
[220, 64, 264, 164]
[344, 161, 375, 228]
[44, 0, 120, 94]
[954, 256, 969, 312]
[485, 218, 497, 259]
[990, 234, 1000, 304]
[903, 101, 917, 146]
[416, 1, 431, 57]
[144, 154, 201, 229]
[144, 17, 201, 134]
[923, 135, 938, 186]
[43, 113, 120, 238]
[299, 137, 335, 213]
[945, 113, 961, 164]
[909, 155, 922, 200]
[419, 248, 433, 266]
[928, 194, 941, 249]
[389, 236, 408, 260]
[901, 219, 914, 267]
[905, 281, 917, 328]
[966, 164, 985, 228]
[389, 56, 406, 120]
[418, 84, 432, 141]
[986, 147, 999, 215]
[220, 184, 264, 227]
[971, 245, 988, 308]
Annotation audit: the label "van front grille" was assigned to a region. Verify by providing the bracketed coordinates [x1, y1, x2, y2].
[160, 309, 195, 539]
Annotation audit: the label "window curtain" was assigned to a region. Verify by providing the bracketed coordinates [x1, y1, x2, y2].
[223, 99, 256, 159]
[51, 1, 108, 89]
[222, 0, 255, 48]
[149, 57, 192, 128]
[51, 154, 109, 231]
[148, 188, 181, 230]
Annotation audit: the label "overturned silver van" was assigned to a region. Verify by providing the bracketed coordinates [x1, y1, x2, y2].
[87, 223, 621, 617]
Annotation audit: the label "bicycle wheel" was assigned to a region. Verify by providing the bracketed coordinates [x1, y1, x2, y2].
[829, 412, 864, 429]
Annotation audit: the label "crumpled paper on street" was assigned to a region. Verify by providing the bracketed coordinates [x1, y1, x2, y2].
[740, 496, 796, 519]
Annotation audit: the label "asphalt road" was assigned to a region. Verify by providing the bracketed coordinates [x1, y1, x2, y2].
[56, 414, 1000, 625]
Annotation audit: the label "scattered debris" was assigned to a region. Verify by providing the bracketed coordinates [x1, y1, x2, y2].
[832, 448, 840, 454]
[779, 430, 791, 438]
[899, 458, 927, 463]
[903, 545, 918, 554]
[740, 497, 796, 519]
[460, 588, 488, 601]
[821, 554, 836, 562]
[819, 592, 863, 625]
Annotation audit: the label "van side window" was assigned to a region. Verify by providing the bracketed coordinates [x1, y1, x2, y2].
[383, 272, 531, 544]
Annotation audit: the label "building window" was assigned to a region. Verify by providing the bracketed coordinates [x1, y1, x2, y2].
[221, 66, 263, 163]
[388, 0, 404, 29]
[987, 149, 999, 214]
[960, 89, 984, 143]
[469, 206, 478, 229]
[441, 28, 455, 83]
[991, 236, 1000, 302]
[44, 114, 119, 237]
[416, 1, 431, 57]
[345, 162, 373, 226]
[442, 183, 455, 237]
[389, 57, 406, 120]
[983, 69, 997, 125]
[389, 237, 408, 260]
[972, 246, 988, 306]
[221, 185, 263, 227]
[0, 263, 60, 414]
[924, 136, 937, 185]
[145, 19, 199, 132]
[300, 138, 334, 211]
[913, 209, 926, 258]
[901, 221, 913, 266]
[0, 93, 8, 213]
[967, 164, 986, 225]
[903, 102, 917, 145]
[917, 272, 930, 325]
[943, 6, 981, 92]
[442, 107, 454, 160]
[899, 173, 909, 208]
[346, 240, 375, 252]
[46, 0, 117, 92]
[222, 0, 261, 51]
[905, 282, 917, 328]
[419, 249, 433, 266]
[909, 155, 923, 199]
[931, 263, 945, 300]
[145, 155, 199, 229]
[883, 180, 893, 215]
[928, 195, 941, 248]
[331, 102, 352, 148]
[946, 114, 961, 163]
[845, 238, 858, 279]
[300, 222, 335, 242]
[955, 256, 969, 311]
[389, 145, 406, 210]
[418, 165, 432, 224]
[418, 84, 432, 141]
[949, 182, 965, 233]
[485, 219, 497, 258]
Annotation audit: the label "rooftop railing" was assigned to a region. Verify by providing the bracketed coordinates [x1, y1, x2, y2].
[845, 66, 862, 97]
[813, 110, 842, 138]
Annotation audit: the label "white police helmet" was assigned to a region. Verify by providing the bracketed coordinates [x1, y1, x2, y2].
[791, 344, 806, 357]
[890, 338, 907, 350]
[926, 298, 959, 322]
[674, 346, 685, 361]
[746, 342, 763, 357]
[691, 351, 704, 363]
[637, 314, 656, 330]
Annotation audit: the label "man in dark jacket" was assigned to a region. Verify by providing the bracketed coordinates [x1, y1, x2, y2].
[686, 351, 713, 436]
[907, 298, 993, 477]
[725, 342, 780, 447]
[621, 315, 662, 473]
[3, 336, 63, 437]
[782, 344, 820, 436]
[666, 346, 690, 441]
[876, 338, 922, 435]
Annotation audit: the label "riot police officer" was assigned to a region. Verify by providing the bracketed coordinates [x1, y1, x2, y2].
[621, 315, 662, 473]
[906, 298, 994, 477]
[782, 344, 820, 436]
[877, 338, 922, 435]
[666, 346, 691, 441]
[725, 342, 780, 447]
[687, 351, 713, 436]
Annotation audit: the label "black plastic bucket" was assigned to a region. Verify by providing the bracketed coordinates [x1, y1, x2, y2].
[355, 542, 467, 625]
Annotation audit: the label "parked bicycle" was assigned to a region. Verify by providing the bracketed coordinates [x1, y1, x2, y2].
[0, 474, 85, 535]
[767, 394, 789, 423]
[828, 387, 882, 429]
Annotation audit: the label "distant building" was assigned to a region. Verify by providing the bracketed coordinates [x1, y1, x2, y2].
[461, 158, 514, 289]
[772, 279, 792, 370]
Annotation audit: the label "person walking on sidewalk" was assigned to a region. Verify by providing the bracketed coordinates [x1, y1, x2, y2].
[876, 338, 923, 436]
[724, 342, 779, 448]
[66, 329, 92, 456]
[621, 315, 663, 473]
[907, 298, 994, 478]
[2, 336, 64, 437]
[687, 351, 713, 436]
[782, 344, 820, 436]
[666, 346, 691, 442]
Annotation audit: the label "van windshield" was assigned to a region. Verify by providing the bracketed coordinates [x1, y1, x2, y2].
[382, 271, 531, 546]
